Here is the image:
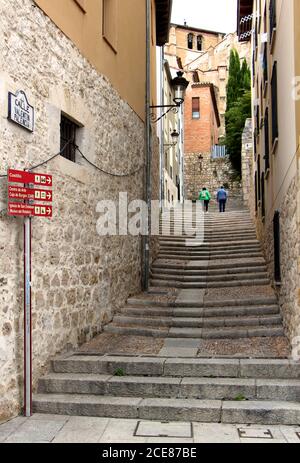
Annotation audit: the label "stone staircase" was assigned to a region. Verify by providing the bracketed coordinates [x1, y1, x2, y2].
[34, 356, 300, 424]
[33, 205, 300, 425]
[104, 208, 284, 339]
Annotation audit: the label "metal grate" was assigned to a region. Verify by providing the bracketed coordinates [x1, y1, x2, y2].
[273, 210, 281, 282]
[270, 0, 277, 38]
[271, 62, 279, 144]
[264, 108, 270, 171]
[60, 115, 79, 162]
[261, 172, 265, 218]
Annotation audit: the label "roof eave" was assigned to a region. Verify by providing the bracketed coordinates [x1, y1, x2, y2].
[156, 0, 173, 46]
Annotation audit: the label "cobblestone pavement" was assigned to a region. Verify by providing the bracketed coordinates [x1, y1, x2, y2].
[1, 414, 300, 443]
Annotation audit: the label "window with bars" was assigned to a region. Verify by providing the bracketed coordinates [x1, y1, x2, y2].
[254, 131, 257, 160]
[255, 171, 258, 212]
[270, 0, 277, 39]
[252, 50, 255, 87]
[261, 172, 265, 218]
[273, 210, 281, 282]
[264, 108, 270, 171]
[257, 155, 261, 201]
[271, 62, 279, 145]
[60, 115, 79, 163]
[255, 104, 260, 135]
[197, 35, 203, 51]
[192, 97, 200, 119]
[263, 43, 268, 84]
[254, 16, 258, 50]
[187, 33, 194, 49]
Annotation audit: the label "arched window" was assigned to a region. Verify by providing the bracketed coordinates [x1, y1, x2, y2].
[187, 33, 194, 49]
[197, 35, 203, 51]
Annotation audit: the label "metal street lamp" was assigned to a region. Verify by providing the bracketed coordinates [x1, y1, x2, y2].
[164, 129, 180, 147]
[150, 71, 189, 123]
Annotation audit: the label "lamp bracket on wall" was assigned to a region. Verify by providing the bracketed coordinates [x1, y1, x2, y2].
[150, 104, 180, 123]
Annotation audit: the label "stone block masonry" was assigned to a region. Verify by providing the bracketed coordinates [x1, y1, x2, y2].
[256, 176, 300, 344]
[184, 152, 240, 201]
[0, 0, 156, 420]
[241, 119, 255, 218]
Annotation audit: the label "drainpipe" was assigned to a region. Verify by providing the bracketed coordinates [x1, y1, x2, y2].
[142, 0, 151, 292]
[160, 47, 165, 208]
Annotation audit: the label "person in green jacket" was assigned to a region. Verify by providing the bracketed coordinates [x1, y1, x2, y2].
[199, 187, 211, 212]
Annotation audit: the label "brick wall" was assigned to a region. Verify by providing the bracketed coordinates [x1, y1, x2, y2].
[184, 85, 219, 154]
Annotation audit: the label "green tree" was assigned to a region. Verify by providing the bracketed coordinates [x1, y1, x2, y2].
[225, 50, 251, 175]
[226, 49, 242, 111]
[225, 91, 252, 173]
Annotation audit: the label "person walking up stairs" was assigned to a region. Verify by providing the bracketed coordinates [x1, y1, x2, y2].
[199, 187, 211, 213]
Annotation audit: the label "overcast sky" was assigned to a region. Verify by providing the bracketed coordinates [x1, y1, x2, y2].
[171, 0, 238, 34]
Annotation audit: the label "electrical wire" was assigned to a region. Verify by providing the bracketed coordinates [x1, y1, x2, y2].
[75, 146, 144, 178]
[0, 139, 72, 178]
[0, 140, 144, 179]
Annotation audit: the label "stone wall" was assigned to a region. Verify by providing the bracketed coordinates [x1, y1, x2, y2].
[256, 175, 300, 343]
[184, 152, 240, 201]
[0, 0, 149, 420]
[241, 119, 256, 219]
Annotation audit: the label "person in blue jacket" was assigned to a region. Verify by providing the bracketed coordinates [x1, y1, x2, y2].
[216, 186, 228, 213]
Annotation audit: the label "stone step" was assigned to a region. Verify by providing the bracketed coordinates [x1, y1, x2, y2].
[159, 229, 256, 235]
[151, 267, 267, 276]
[150, 272, 269, 282]
[158, 253, 263, 260]
[152, 261, 266, 271]
[37, 373, 300, 401]
[158, 247, 263, 255]
[159, 240, 260, 247]
[161, 219, 253, 222]
[121, 304, 280, 318]
[104, 324, 284, 339]
[32, 394, 300, 424]
[159, 247, 262, 254]
[113, 314, 282, 329]
[127, 296, 278, 308]
[150, 279, 270, 288]
[52, 356, 300, 379]
[159, 234, 257, 240]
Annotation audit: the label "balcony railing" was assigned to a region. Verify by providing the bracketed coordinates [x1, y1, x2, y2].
[211, 145, 227, 159]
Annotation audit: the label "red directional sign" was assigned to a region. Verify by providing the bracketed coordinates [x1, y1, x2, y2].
[8, 186, 53, 202]
[8, 169, 52, 186]
[8, 203, 52, 217]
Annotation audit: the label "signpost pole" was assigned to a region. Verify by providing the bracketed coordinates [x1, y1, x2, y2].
[7, 168, 53, 416]
[24, 214, 32, 417]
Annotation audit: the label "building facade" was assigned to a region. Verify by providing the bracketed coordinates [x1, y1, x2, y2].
[164, 23, 251, 201]
[165, 24, 251, 138]
[0, 0, 171, 420]
[238, 0, 300, 343]
[183, 82, 234, 200]
[159, 61, 185, 207]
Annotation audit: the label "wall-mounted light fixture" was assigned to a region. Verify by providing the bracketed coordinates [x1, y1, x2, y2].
[198, 154, 204, 172]
[164, 129, 180, 148]
[150, 71, 189, 123]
